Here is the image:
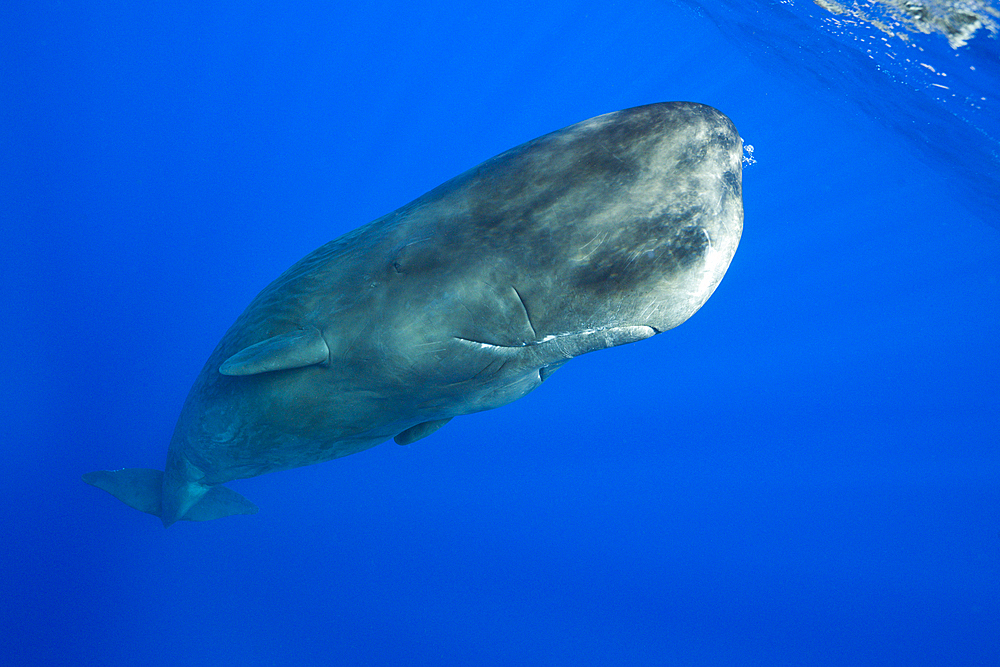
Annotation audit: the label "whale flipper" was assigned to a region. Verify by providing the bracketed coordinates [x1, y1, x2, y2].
[219, 325, 329, 376]
[82, 468, 258, 522]
[394, 418, 453, 445]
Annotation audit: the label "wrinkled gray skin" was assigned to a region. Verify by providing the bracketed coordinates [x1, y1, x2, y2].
[85, 102, 744, 526]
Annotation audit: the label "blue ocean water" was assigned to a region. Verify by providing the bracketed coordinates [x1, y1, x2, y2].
[3, 1, 998, 665]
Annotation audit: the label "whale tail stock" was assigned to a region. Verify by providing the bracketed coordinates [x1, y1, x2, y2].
[82, 468, 258, 527]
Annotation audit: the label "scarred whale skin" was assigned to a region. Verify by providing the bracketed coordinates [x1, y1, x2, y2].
[83, 102, 744, 526]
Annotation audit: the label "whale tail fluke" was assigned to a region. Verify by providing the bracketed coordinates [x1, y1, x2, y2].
[82, 468, 258, 526]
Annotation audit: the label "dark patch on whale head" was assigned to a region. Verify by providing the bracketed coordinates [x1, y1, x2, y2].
[667, 223, 712, 267]
[722, 169, 741, 201]
[571, 214, 710, 296]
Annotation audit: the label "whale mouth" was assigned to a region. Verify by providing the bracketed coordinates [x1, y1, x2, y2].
[453, 329, 595, 350]
[453, 324, 658, 357]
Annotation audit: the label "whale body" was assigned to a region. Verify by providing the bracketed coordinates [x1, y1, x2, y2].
[84, 102, 744, 526]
